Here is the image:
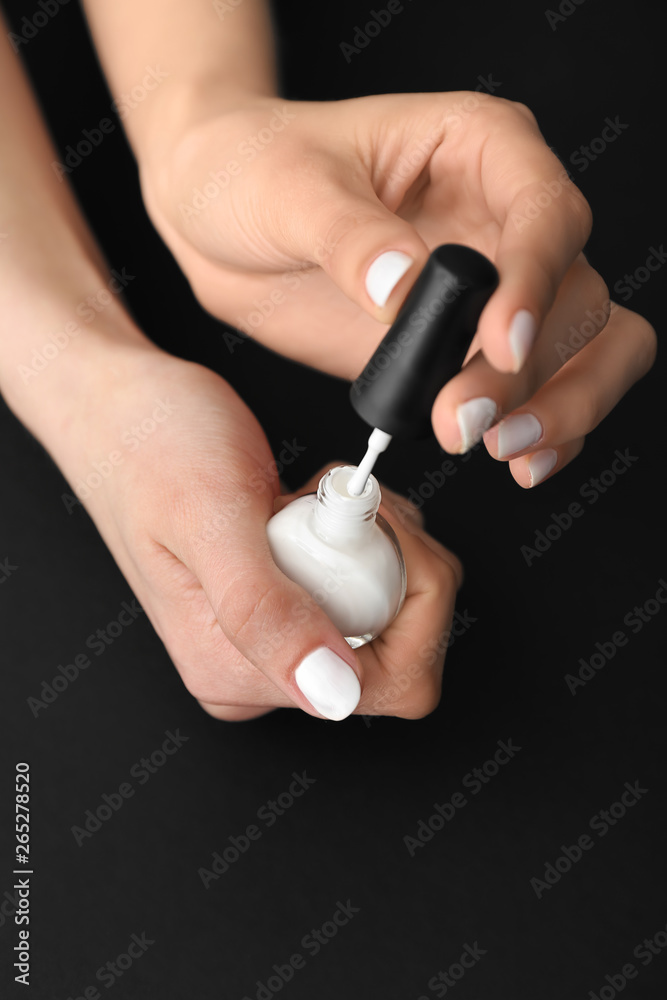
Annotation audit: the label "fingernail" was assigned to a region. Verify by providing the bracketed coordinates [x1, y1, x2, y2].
[456, 397, 497, 453]
[365, 251, 414, 307]
[508, 310, 537, 372]
[497, 413, 543, 458]
[294, 647, 361, 721]
[528, 448, 558, 487]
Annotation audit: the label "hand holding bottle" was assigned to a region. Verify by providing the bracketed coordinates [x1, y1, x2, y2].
[45, 349, 461, 722]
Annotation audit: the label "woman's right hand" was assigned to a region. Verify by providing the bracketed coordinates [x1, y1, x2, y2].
[51, 342, 461, 722]
[138, 92, 655, 491]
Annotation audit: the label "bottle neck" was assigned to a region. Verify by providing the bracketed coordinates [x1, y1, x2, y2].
[313, 466, 381, 544]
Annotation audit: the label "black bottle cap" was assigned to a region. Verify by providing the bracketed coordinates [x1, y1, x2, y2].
[350, 244, 499, 438]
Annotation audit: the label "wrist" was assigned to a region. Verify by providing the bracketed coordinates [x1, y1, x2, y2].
[0, 275, 160, 465]
[134, 81, 279, 176]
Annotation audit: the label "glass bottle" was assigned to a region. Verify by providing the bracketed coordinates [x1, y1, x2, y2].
[267, 466, 406, 648]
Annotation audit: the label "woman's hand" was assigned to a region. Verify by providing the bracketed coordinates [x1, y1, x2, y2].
[140, 92, 656, 485]
[54, 345, 461, 721]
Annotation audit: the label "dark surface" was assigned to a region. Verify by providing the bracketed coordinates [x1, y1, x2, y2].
[1, 1, 665, 998]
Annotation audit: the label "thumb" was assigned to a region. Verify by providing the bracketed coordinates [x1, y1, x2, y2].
[182, 477, 364, 722]
[293, 178, 430, 323]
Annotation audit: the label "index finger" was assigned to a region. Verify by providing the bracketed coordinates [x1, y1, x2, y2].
[476, 102, 594, 373]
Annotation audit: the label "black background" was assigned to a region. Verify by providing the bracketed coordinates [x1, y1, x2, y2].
[1, 1, 666, 998]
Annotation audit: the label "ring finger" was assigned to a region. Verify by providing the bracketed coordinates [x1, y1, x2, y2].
[482, 304, 656, 486]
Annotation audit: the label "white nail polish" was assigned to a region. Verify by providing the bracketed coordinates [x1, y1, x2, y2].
[294, 647, 362, 721]
[497, 413, 542, 458]
[365, 251, 414, 307]
[456, 397, 497, 453]
[528, 449, 558, 487]
[508, 310, 537, 372]
[267, 466, 406, 648]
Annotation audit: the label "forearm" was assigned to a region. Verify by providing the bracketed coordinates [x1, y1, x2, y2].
[80, 0, 277, 169]
[0, 24, 154, 458]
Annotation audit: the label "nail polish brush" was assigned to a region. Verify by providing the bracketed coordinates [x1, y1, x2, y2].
[347, 244, 499, 495]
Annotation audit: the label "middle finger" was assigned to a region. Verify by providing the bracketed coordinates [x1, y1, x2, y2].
[431, 254, 610, 453]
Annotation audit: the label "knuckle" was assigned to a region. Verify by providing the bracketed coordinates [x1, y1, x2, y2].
[507, 99, 539, 128]
[445, 552, 464, 590]
[564, 186, 594, 243]
[180, 671, 217, 704]
[198, 701, 271, 722]
[169, 649, 217, 703]
[586, 267, 610, 310]
[432, 553, 461, 594]
[165, 627, 230, 703]
[186, 273, 221, 320]
[218, 578, 285, 650]
[369, 641, 448, 718]
[407, 506, 426, 531]
[578, 386, 604, 432]
[630, 314, 658, 376]
[320, 203, 381, 258]
[531, 255, 562, 312]
[398, 674, 444, 719]
[170, 634, 268, 705]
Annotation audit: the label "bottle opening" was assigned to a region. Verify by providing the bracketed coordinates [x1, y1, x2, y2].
[330, 466, 374, 500]
[315, 466, 381, 540]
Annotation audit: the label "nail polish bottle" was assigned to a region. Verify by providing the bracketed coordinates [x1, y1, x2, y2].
[267, 465, 406, 648]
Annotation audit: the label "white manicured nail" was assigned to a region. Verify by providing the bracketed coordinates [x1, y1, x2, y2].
[294, 647, 361, 721]
[456, 397, 497, 453]
[528, 449, 558, 487]
[508, 310, 537, 372]
[365, 251, 414, 307]
[497, 413, 543, 458]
